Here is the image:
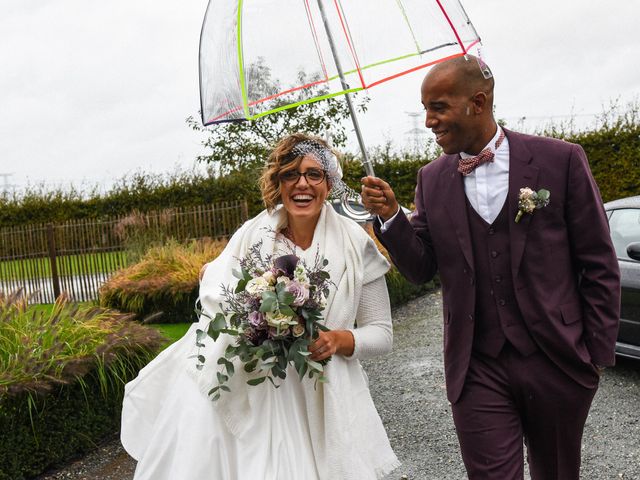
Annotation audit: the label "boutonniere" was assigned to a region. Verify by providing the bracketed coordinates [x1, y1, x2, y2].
[515, 187, 550, 223]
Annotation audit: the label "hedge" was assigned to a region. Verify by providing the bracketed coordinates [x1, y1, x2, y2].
[3, 107, 637, 227]
[0, 358, 149, 480]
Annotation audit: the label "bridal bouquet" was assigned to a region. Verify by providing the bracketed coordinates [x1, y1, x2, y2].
[195, 240, 333, 401]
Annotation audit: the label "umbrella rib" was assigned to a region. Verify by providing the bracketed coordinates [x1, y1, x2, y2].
[249, 88, 363, 120]
[332, 0, 366, 89]
[395, 0, 422, 54]
[206, 78, 331, 125]
[434, 0, 467, 54]
[304, 0, 330, 82]
[237, 0, 250, 119]
[366, 52, 466, 89]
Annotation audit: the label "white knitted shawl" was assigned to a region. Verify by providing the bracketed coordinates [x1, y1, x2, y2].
[188, 203, 389, 478]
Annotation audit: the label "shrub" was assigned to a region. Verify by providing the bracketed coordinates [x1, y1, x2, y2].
[539, 103, 640, 202]
[1, 103, 638, 228]
[99, 238, 228, 323]
[0, 291, 165, 480]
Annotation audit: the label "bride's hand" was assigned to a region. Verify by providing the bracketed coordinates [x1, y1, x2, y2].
[309, 330, 354, 361]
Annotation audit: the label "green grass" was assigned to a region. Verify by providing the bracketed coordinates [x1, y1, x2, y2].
[150, 322, 193, 343]
[0, 251, 128, 281]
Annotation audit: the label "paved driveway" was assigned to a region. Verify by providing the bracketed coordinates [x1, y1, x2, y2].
[38, 290, 640, 480]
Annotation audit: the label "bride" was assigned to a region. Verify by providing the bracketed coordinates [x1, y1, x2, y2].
[120, 133, 400, 479]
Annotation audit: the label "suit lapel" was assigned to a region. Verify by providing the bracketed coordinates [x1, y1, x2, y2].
[506, 130, 539, 276]
[442, 157, 475, 272]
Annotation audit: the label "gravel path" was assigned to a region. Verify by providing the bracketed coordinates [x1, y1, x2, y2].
[37, 290, 640, 480]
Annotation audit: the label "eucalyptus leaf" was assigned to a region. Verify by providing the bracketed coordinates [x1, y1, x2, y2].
[212, 313, 227, 330]
[196, 328, 207, 342]
[277, 290, 294, 305]
[279, 305, 296, 317]
[537, 189, 550, 200]
[247, 376, 267, 386]
[232, 268, 244, 280]
[307, 359, 324, 372]
[297, 361, 308, 380]
[259, 298, 277, 312]
[235, 279, 248, 293]
[267, 376, 281, 388]
[244, 358, 259, 372]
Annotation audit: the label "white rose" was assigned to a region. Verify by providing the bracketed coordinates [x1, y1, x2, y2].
[245, 276, 271, 296]
[261, 270, 276, 285]
[292, 324, 305, 337]
[294, 264, 310, 286]
[265, 311, 296, 329]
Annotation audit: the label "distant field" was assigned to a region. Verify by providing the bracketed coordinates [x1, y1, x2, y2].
[0, 251, 127, 281]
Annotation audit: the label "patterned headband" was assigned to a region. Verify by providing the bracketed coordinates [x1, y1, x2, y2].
[289, 140, 359, 201]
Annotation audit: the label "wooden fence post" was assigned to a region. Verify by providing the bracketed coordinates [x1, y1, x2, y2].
[46, 224, 61, 300]
[241, 199, 249, 222]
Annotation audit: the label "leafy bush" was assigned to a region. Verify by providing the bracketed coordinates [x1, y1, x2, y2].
[0, 291, 164, 480]
[539, 102, 640, 202]
[99, 238, 228, 323]
[4, 103, 637, 229]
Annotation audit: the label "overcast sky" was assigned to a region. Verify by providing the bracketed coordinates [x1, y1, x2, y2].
[1, 0, 638, 194]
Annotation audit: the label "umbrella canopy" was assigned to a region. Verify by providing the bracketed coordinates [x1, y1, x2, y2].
[199, 0, 481, 126]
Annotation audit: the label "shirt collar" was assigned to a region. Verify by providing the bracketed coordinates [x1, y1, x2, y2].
[460, 126, 503, 159]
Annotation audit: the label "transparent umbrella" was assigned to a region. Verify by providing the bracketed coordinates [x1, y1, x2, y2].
[199, 0, 482, 220]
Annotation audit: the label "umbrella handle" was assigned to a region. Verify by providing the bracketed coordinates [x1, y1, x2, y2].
[339, 192, 373, 223]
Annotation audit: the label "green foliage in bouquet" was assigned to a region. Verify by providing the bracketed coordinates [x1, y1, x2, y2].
[99, 238, 227, 323]
[196, 243, 333, 401]
[0, 291, 164, 480]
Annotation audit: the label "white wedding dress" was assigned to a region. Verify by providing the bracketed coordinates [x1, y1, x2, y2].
[121, 206, 400, 480]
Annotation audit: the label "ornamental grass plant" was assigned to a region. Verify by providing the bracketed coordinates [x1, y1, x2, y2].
[99, 238, 227, 323]
[0, 290, 163, 397]
[0, 290, 165, 479]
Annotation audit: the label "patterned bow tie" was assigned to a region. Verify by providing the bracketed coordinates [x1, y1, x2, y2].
[457, 130, 505, 176]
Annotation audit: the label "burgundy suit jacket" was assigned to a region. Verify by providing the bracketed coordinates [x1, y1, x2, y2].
[376, 129, 621, 404]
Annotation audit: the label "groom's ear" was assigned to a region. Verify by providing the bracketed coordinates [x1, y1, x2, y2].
[470, 91, 489, 114]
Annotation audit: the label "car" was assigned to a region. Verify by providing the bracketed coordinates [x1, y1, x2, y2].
[604, 195, 640, 360]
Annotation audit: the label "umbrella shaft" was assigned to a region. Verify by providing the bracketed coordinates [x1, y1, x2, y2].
[316, 0, 375, 178]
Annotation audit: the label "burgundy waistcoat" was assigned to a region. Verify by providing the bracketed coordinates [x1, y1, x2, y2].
[466, 200, 538, 358]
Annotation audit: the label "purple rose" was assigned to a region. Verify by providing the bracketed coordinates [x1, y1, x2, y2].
[274, 254, 299, 278]
[285, 280, 310, 307]
[248, 311, 265, 328]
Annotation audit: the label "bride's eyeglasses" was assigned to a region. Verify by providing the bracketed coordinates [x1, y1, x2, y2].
[279, 168, 326, 185]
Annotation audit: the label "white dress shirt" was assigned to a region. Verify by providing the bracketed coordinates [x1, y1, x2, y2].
[380, 127, 509, 230]
[461, 127, 509, 223]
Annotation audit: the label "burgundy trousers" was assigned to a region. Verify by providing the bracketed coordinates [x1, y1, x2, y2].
[450, 343, 598, 480]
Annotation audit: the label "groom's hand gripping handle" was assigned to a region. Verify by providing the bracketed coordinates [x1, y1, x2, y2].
[361, 176, 399, 222]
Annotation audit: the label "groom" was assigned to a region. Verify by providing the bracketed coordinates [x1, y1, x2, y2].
[361, 55, 620, 479]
